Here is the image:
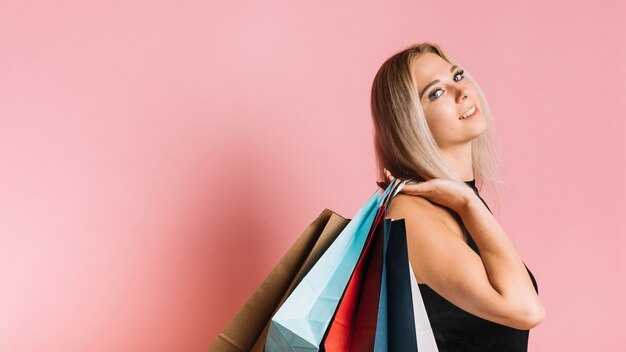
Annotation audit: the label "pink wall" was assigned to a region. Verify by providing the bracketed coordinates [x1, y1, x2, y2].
[1, 1, 624, 350]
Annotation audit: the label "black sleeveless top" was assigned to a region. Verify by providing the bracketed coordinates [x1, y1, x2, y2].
[416, 179, 539, 352]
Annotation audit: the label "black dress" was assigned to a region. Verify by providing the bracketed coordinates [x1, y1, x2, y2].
[416, 179, 539, 352]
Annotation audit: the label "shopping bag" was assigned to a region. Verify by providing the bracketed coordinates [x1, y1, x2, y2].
[323, 201, 384, 351]
[249, 212, 349, 351]
[385, 218, 419, 351]
[324, 180, 405, 351]
[409, 262, 439, 351]
[265, 180, 401, 352]
[383, 218, 439, 352]
[373, 218, 392, 352]
[209, 208, 348, 352]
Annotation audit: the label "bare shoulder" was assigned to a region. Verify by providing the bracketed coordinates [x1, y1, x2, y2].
[386, 193, 433, 216]
[385, 193, 448, 224]
[385, 193, 460, 252]
[384, 193, 539, 330]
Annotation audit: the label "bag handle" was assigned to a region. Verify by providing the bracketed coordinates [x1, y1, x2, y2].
[381, 178, 407, 210]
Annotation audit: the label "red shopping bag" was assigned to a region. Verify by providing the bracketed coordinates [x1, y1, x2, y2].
[323, 180, 401, 352]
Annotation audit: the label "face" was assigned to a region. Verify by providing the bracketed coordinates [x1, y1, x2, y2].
[411, 52, 487, 149]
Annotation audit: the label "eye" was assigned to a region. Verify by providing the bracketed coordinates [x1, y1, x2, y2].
[429, 89, 444, 100]
[453, 69, 465, 82]
[428, 69, 465, 101]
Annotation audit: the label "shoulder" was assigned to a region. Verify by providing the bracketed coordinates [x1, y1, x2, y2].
[385, 193, 466, 264]
[387, 193, 430, 213]
[385, 193, 449, 224]
[385, 193, 464, 283]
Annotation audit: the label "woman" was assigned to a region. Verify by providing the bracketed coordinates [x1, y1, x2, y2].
[373, 42, 545, 351]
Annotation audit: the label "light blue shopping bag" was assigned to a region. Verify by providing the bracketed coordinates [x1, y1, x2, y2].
[265, 179, 404, 352]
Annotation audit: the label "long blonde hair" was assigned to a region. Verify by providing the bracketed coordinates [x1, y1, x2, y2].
[371, 41, 507, 209]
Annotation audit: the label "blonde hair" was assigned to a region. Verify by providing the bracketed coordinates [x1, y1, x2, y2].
[371, 41, 507, 209]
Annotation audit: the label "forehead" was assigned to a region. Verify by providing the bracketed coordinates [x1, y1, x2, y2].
[411, 52, 454, 86]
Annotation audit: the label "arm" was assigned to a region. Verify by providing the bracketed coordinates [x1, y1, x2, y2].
[386, 194, 545, 330]
[457, 193, 545, 327]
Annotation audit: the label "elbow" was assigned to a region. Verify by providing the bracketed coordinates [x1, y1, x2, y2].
[514, 302, 546, 330]
[528, 303, 547, 328]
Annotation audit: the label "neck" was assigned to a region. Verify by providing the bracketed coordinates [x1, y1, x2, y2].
[439, 143, 474, 181]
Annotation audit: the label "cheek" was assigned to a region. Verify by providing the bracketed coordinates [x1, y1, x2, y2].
[440, 103, 458, 118]
[424, 104, 462, 141]
[427, 103, 458, 124]
[424, 110, 447, 136]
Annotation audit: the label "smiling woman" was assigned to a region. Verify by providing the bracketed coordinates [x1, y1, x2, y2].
[372, 42, 545, 351]
[411, 52, 488, 152]
[371, 43, 498, 186]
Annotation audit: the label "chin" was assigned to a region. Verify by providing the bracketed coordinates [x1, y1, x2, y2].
[470, 121, 488, 138]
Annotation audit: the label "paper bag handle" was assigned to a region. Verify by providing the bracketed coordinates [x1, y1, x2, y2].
[382, 178, 407, 210]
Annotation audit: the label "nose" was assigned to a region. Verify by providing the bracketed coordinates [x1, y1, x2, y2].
[456, 85, 470, 103]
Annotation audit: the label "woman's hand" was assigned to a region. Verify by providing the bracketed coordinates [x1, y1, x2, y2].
[377, 168, 475, 213]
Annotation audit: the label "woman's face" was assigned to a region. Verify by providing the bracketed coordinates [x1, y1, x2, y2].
[411, 52, 487, 149]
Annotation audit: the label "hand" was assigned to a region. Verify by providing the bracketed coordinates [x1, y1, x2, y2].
[377, 168, 474, 213]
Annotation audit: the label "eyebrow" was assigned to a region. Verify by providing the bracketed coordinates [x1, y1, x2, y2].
[418, 65, 459, 100]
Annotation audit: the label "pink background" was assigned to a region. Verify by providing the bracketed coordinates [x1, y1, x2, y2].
[1, 1, 624, 351]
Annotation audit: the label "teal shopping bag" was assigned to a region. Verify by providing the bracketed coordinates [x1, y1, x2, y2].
[265, 179, 405, 352]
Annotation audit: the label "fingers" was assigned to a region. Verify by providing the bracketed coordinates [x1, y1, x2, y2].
[379, 168, 433, 196]
[384, 168, 393, 181]
[377, 168, 394, 190]
[402, 181, 431, 196]
[379, 168, 429, 194]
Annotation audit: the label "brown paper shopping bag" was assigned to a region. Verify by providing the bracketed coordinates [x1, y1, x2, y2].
[249, 211, 349, 351]
[209, 208, 349, 352]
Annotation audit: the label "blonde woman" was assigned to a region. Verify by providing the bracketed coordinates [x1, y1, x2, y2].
[374, 42, 545, 351]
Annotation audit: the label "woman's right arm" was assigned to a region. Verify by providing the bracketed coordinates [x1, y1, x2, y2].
[386, 194, 545, 330]
[457, 193, 545, 327]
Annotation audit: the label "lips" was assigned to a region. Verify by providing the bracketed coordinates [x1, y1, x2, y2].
[459, 105, 479, 120]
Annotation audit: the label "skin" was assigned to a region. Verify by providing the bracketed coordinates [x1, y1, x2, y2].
[377, 52, 487, 212]
[376, 53, 546, 330]
[413, 52, 487, 182]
